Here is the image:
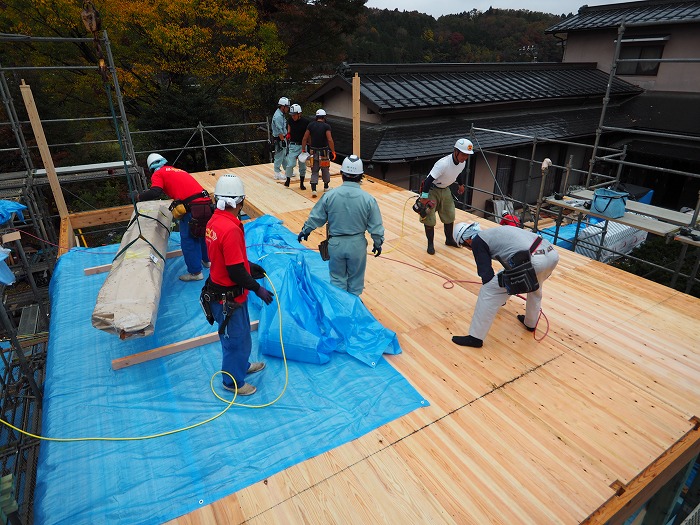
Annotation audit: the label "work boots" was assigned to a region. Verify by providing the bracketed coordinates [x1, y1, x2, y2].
[300, 177, 306, 190]
[425, 225, 435, 255]
[444, 222, 459, 247]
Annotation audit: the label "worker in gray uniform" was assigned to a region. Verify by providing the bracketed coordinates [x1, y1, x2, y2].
[451, 222, 559, 347]
[298, 155, 384, 296]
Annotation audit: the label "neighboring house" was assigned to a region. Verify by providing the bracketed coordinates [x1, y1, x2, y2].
[308, 62, 642, 215]
[307, 0, 700, 216]
[546, 0, 700, 210]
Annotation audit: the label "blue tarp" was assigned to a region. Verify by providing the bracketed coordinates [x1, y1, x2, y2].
[0, 200, 26, 225]
[35, 215, 426, 525]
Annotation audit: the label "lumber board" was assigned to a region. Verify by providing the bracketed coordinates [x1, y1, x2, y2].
[112, 321, 259, 370]
[84, 249, 183, 275]
[69, 204, 136, 229]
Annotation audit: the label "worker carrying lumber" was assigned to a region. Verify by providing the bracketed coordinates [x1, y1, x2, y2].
[301, 109, 336, 198]
[202, 174, 274, 396]
[451, 222, 559, 348]
[136, 153, 212, 281]
[417, 138, 473, 255]
[297, 155, 384, 296]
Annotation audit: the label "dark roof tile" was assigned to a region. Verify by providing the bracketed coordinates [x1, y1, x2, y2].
[546, 0, 700, 32]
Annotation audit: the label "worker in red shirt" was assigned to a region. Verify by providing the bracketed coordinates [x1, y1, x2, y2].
[202, 174, 274, 396]
[499, 210, 521, 227]
[136, 153, 212, 281]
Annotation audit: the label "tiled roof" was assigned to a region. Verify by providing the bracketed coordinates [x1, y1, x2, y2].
[329, 105, 637, 163]
[313, 63, 642, 113]
[546, 0, 700, 33]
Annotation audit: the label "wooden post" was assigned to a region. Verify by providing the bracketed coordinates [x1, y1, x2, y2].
[352, 73, 360, 157]
[19, 80, 69, 219]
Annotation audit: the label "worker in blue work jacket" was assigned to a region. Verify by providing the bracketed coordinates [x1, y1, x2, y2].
[271, 96, 290, 179]
[297, 155, 384, 296]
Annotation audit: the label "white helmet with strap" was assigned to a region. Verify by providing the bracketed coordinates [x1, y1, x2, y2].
[278, 96, 290, 106]
[146, 153, 167, 171]
[454, 221, 481, 246]
[289, 103, 302, 114]
[214, 174, 245, 209]
[340, 155, 363, 178]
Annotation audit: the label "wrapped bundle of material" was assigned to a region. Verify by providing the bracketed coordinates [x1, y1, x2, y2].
[92, 200, 173, 339]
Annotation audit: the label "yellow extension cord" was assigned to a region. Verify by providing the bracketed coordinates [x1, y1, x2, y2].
[0, 274, 289, 442]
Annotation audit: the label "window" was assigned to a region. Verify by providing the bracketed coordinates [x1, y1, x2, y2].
[616, 35, 668, 76]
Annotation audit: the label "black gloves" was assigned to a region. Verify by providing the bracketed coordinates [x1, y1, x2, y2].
[250, 263, 265, 280]
[298, 231, 309, 243]
[255, 287, 274, 305]
[372, 244, 382, 257]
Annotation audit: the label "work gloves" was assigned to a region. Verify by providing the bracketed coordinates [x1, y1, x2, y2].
[250, 263, 265, 280]
[330, 151, 337, 161]
[372, 244, 382, 257]
[298, 231, 309, 243]
[255, 287, 274, 305]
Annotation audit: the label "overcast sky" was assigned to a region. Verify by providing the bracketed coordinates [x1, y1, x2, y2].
[365, 0, 634, 18]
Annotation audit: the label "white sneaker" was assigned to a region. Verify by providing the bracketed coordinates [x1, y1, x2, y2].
[179, 272, 203, 282]
[273, 172, 284, 180]
[312, 190, 318, 198]
[201, 261, 211, 268]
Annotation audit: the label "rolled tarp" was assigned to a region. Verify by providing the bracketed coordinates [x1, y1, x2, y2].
[92, 200, 173, 338]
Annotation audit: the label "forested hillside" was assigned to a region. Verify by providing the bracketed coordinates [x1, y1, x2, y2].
[344, 8, 565, 63]
[1, 0, 567, 173]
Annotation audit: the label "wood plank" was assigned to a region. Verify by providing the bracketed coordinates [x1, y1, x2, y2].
[571, 189, 698, 226]
[111, 321, 259, 370]
[69, 204, 136, 229]
[545, 197, 680, 236]
[84, 249, 183, 275]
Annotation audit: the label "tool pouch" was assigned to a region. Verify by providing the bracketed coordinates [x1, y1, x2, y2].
[199, 286, 215, 325]
[318, 239, 330, 261]
[189, 203, 214, 239]
[497, 250, 539, 295]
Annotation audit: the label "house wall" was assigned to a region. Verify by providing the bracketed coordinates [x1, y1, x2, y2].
[562, 24, 700, 92]
[321, 91, 382, 124]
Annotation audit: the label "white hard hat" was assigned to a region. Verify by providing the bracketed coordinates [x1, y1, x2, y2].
[215, 174, 245, 200]
[146, 153, 167, 170]
[289, 103, 302, 114]
[454, 221, 481, 245]
[315, 108, 326, 117]
[454, 138, 474, 155]
[278, 96, 290, 106]
[340, 155, 363, 177]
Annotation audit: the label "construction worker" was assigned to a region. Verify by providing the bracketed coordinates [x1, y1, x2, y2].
[451, 222, 559, 348]
[136, 153, 211, 281]
[203, 174, 274, 396]
[284, 104, 309, 189]
[297, 155, 384, 296]
[418, 138, 474, 255]
[272, 96, 290, 179]
[499, 209, 522, 227]
[301, 109, 336, 198]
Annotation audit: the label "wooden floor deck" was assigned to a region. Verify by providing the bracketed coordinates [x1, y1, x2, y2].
[168, 162, 700, 525]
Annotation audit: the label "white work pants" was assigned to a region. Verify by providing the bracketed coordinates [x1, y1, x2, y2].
[468, 247, 559, 340]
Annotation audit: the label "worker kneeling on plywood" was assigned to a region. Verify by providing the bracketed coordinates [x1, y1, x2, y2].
[451, 222, 559, 348]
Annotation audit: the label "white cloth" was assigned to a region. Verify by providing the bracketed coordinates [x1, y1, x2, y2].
[216, 196, 242, 210]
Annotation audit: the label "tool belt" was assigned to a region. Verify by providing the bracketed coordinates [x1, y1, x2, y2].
[309, 148, 330, 168]
[199, 279, 244, 333]
[169, 189, 211, 223]
[496, 238, 542, 295]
